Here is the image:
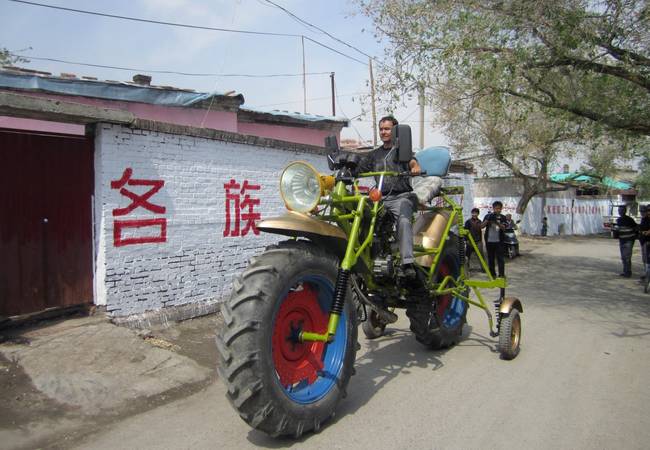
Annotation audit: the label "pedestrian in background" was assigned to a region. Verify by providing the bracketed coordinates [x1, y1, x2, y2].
[614, 205, 638, 278]
[464, 207, 485, 271]
[482, 201, 506, 279]
[638, 206, 650, 280]
[541, 217, 548, 236]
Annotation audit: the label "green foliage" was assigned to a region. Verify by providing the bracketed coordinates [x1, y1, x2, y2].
[635, 150, 650, 198]
[0, 47, 28, 66]
[358, 0, 649, 135]
[358, 0, 650, 211]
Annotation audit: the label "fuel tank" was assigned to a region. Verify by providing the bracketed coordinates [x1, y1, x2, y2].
[412, 210, 450, 267]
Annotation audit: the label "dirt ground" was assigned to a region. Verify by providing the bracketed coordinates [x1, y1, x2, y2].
[0, 313, 223, 450]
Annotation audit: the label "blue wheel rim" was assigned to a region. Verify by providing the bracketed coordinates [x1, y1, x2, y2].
[272, 274, 348, 405]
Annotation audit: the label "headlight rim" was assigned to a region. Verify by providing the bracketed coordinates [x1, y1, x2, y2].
[279, 161, 323, 213]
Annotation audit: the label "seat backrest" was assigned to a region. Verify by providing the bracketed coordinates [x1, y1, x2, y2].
[416, 146, 451, 177]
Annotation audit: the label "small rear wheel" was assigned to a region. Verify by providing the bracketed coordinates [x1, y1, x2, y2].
[498, 309, 521, 360]
[362, 309, 387, 339]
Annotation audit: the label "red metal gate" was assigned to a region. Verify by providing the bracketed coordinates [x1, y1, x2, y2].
[0, 129, 94, 316]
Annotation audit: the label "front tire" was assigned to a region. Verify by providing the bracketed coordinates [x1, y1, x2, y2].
[216, 240, 357, 437]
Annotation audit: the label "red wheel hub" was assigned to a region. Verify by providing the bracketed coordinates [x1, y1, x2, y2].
[272, 283, 328, 387]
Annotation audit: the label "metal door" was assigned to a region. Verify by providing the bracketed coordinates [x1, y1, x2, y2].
[0, 129, 94, 316]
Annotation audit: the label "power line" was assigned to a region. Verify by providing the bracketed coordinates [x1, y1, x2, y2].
[334, 82, 369, 144]
[7, 0, 368, 66]
[7, 52, 333, 78]
[262, 0, 378, 62]
[256, 91, 365, 108]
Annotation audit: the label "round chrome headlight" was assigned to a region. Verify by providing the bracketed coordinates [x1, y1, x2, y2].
[280, 162, 322, 212]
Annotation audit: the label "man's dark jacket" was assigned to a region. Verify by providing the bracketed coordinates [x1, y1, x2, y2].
[358, 145, 412, 195]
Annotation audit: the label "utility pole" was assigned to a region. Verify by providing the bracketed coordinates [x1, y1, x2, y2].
[302, 36, 307, 114]
[418, 82, 425, 150]
[369, 58, 377, 147]
[330, 72, 336, 116]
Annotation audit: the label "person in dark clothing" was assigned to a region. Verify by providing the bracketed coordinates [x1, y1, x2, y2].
[638, 207, 650, 279]
[614, 205, 638, 278]
[359, 115, 421, 278]
[464, 208, 485, 270]
[482, 201, 507, 278]
[541, 217, 548, 236]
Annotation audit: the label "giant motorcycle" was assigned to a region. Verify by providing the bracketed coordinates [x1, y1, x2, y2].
[216, 125, 523, 437]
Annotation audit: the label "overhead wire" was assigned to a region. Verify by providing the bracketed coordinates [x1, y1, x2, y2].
[256, 91, 365, 108]
[261, 0, 379, 62]
[6, 53, 333, 78]
[7, 0, 368, 65]
[334, 82, 369, 145]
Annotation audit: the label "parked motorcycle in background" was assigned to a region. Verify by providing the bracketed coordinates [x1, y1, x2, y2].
[504, 216, 520, 259]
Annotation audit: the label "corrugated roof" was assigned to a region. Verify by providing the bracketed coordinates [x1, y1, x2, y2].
[0, 67, 244, 107]
[239, 106, 348, 124]
[550, 172, 632, 190]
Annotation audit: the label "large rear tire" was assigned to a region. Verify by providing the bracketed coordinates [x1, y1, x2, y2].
[216, 240, 357, 437]
[406, 237, 468, 349]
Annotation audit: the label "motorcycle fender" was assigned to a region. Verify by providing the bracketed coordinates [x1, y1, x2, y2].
[499, 297, 523, 315]
[257, 211, 347, 253]
[257, 211, 346, 239]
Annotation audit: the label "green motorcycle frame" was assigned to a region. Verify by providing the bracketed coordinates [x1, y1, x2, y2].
[216, 129, 523, 438]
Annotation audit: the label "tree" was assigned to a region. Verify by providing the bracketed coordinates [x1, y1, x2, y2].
[359, 0, 650, 137]
[358, 0, 649, 209]
[0, 47, 28, 66]
[437, 80, 587, 213]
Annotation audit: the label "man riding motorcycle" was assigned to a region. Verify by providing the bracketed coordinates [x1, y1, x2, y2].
[358, 115, 421, 278]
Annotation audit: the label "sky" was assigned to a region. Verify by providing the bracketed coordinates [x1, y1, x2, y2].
[0, 0, 449, 148]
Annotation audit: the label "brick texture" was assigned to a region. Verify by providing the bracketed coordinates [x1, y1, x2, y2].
[94, 124, 330, 317]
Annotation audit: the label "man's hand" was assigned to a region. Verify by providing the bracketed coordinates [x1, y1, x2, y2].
[409, 159, 421, 175]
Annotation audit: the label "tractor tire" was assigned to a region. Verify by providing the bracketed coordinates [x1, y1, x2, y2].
[406, 236, 468, 349]
[216, 240, 357, 438]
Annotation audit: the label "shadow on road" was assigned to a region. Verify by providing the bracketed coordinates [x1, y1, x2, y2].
[246, 325, 455, 447]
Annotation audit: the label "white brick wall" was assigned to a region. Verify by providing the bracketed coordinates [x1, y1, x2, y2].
[94, 124, 330, 316]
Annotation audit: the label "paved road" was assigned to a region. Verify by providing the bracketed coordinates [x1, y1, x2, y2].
[76, 237, 650, 450]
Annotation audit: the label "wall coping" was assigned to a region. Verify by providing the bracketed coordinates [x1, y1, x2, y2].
[0, 90, 330, 155]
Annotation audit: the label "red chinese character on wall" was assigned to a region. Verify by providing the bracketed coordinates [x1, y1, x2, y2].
[224, 179, 261, 237]
[111, 168, 167, 247]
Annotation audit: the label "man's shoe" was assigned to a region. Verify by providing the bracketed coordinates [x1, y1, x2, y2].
[402, 264, 417, 280]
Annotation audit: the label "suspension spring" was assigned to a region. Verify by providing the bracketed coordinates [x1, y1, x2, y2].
[459, 236, 466, 267]
[331, 269, 350, 316]
[494, 298, 503, 330]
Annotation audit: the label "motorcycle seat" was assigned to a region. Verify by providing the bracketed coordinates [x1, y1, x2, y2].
[415, 146, 451, 177]
[412, 176, 443, 207]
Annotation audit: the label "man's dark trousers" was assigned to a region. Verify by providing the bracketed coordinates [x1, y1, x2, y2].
[382, 192, 417, 264]
[486, 242, 505, 278]
[620, 240, 634, 277]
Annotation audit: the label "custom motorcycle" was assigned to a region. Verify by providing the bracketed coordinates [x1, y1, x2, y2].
[216, 125, 523, 437]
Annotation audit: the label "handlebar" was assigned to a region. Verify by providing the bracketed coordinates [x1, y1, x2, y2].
[360, 170, 427, 178]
